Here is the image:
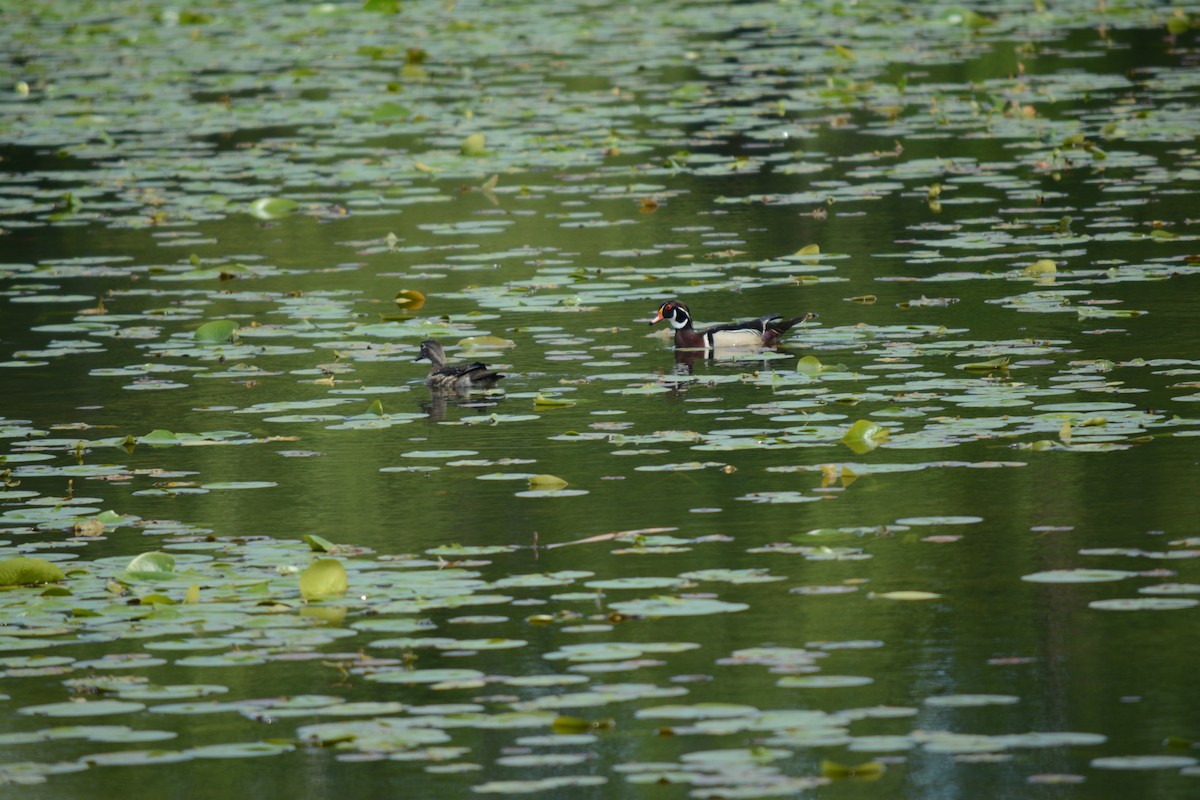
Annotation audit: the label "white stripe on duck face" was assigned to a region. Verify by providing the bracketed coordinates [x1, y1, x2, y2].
[665, 307, 690, 329]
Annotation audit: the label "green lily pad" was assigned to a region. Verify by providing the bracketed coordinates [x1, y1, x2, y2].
[635, 703, 759, 720]
[473, 776, 607, 793]
[122, 551, 183, 582]
[842, 419, 890, 454]
[200, 481, 278, 491]
[1088, 598, 1198, 611]
[21, 700, 146, 717]
[364, 668, 485, 684]
[1091, 755, 1197, 770]
[460, 133, 488, 157]
[607, 597, 748, 617]
[193, 320, 239, 343]
[926, 694, 1020, 707]
[777, 675, 874, 688]
[81, 749, 193, 766]
[0, 557, 64, 587]
[299, 559, 348, 601]
[189, 741, 295, 759]
[1022, 569, 1135, 583]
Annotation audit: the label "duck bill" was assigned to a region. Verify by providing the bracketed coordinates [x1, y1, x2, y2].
[649, 309, 665, 326]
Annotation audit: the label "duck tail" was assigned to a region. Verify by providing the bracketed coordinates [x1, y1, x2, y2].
[765, 312, 818, 342]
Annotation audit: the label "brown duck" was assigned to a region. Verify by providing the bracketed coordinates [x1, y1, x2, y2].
[416, 339, 504, 391]
[650, 300, 813, 351]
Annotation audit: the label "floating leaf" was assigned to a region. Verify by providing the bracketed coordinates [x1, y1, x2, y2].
[364, 668, 485, 685]
[1091, 755, 1197, 770]
[926, 694, 1020, 707]
[393, 289, 425, 309]
[552, 716, 613, 734]
[1139, 583, 1200, 595]
[200, 481, 277, 491]
[607, 597, 748, 616]
[1022, 569, 1135, 584]
[460, 133, 487, 157]
[299, 559, 348, 601]
[895, 516, 983, 526]
[362, 0, 402, 12]
[534, 393, 575, 408]
[193, 320, 239, 343]
[1022, 259, 1057, 278]
[635, 703, 757, 720]
[872, 591, 941, 601]
[841, 420, 890, 454]
[959, 356, 1010, 372]
[21, 700, 146, 718]
[473, 776, 607, 793]
[528, 474, 568, 490]
[796, 355, 824, 375]
[124, 551, 176, 579]
[140, 429, 180, 445]
[369, 101, 412, 120]
[1088, 598, 1197, 611]
[0, 557, 65, 587]
[303, 534, 338, 553]
[189, 741, 295, 759]
[81, 749, 190, 766]
[778, 675, 874, 688]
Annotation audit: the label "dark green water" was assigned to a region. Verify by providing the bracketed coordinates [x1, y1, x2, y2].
[2, 1, 1199, 797]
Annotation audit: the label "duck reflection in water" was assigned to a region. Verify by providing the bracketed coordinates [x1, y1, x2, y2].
[649, 301, 817, 376]
[415, 339, 505, 419]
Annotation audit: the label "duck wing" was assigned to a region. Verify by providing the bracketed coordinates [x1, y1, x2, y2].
[430, 361, 504, 385]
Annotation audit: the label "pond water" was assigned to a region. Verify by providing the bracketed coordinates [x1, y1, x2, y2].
[2, 1, 1199, 796]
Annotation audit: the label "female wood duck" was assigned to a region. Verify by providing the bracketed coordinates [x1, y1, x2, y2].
[416, 339, 504, 391]
[649, 300, 813, 351]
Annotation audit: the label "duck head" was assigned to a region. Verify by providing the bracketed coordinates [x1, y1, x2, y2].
[649, 300, 692, 330]
[415, 339, 446, 368]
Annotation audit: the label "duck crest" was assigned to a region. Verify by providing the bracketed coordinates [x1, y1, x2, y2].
[649, 300, 813, 351]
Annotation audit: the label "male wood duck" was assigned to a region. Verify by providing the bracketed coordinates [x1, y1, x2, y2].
[649, 300, 813, 351]
[416, 339, 504, 391]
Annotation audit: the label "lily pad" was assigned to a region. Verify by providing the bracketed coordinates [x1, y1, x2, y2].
[0, 557, 64, 587]
[299, 559, 348, 601]
[1022, 569, 1136, 584]
[1091, 755, 1198, 770]
[21, 700, 146, 718]
[1088, 598, 1198, 611]
[607, 597, 749, 617]
[193, 320, 239, 343]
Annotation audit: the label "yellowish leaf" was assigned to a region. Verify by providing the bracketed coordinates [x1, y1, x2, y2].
[394, 289, 426, 309]
[1023, 259, 1057, 277]
[873, 590, 941, 601]
[460, 133, 487, 156]
[528, 474, 568, 490]
[300, 559, 348, 601]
